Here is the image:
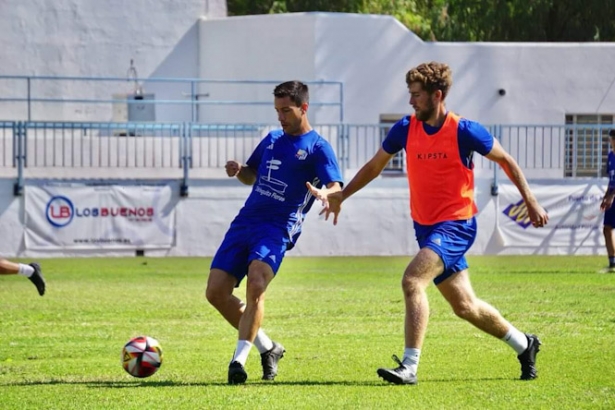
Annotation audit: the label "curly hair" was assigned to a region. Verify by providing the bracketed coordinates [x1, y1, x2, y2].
[405, 62, 453, 99]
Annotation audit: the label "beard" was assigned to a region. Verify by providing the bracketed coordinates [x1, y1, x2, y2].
[415, 100, 436, 122]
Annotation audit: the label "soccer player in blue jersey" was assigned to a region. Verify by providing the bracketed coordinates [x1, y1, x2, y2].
[600, 130, 615, 271]
[206, 80, 343, 384]
[0, 258, 45, 296]
[310, 62, 548, 385]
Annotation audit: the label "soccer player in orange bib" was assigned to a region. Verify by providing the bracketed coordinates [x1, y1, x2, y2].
[308, 61, 549, 384]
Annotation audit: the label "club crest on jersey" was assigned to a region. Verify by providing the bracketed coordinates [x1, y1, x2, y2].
[295, 149, 307, 160]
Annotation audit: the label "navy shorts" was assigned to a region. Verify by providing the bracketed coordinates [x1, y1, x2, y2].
[211, 220, 290, 286]
[414, 217, 477, 285]
[604, 205, 615, 227]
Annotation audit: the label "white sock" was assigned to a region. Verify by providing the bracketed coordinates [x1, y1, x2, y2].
[253, 330, 274, 354]
[17, 264, 34, 277]
[402, 348, 421, 374]
[501, 327, 528, 355]
[231, 340, 253, 366]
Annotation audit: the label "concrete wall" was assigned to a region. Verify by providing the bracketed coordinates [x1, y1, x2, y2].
[2, 9, 614, 126]
[197, 13, 615, 126]
[0, 0, 226, 122]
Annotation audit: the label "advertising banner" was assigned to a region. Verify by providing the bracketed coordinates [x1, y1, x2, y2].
[498, 181, 604, 249]
[25, 183, 176, 250]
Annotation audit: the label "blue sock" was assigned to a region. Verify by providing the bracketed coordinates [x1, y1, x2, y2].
[609, 257, 615, 266]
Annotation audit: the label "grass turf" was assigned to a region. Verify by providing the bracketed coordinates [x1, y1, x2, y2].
[1, 256, 614, 409]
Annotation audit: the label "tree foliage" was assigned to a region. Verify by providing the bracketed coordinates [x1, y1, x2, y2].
[227, 0, 277, 16]
[226, 0, 615, 41]
[431, 0, 615, 41]
[284, 0, 364, 12]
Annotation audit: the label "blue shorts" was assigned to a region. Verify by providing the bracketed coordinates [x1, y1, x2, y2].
[604, 206, 615, 227]
[414, 217, 477, 285]
[211, 220, 290, 286]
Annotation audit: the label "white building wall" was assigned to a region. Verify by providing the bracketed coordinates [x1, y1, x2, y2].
[197, 14, 320, 124]
[197, 13, 615, 126]
[2, 10, 614, 125]
[0, 0, 226, 122]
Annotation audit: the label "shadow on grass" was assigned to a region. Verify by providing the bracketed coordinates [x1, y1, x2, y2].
[2, 376, 514, 388]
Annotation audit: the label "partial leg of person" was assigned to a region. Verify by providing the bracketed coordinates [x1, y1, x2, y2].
[437, 269, 541, 380]
[0, 258, 46, 296]
[207, 222, 288, 383]
[235, 261, 284, 381]
[206, 268, 249, 384]
[206, 263, 283, 384]
[377, 247, 444, 385]
[603, 207, 615, 270]
[206, 268, 245, 328]
[603, 224, 615, 270]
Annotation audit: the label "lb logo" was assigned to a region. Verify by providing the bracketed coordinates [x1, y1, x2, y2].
[46, 196, 75, 228]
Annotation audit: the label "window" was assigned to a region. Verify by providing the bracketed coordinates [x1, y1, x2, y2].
[565, 115, 614, 177]
[379, 114, 406, 173]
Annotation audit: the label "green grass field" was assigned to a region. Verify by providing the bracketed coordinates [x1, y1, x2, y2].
[1, 256, 614, 409]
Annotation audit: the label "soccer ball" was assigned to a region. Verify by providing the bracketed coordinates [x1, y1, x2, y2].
[121, 336, 163, 378]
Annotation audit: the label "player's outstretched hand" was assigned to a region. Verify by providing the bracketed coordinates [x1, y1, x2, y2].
[527, 202, 549, 228]
[600, 195, 614, 212]
[306, 182, 343, 225]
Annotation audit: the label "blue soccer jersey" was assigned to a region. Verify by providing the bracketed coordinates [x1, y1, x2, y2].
[604, 151, 615, 226]
[236, 129, 343, 244]
[607, 151, 615, 190]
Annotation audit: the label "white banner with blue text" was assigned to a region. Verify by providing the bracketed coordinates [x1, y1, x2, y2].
[25, 183, 176, 250]
[497, 181, 604, 250]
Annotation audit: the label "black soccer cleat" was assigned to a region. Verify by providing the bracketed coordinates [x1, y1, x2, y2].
[377, 355, 418, 385]
[28, 262, 46, 296]
[518, 334, 541, 380]
[261, 342, 285, 380]
[228, 361, 248, 385]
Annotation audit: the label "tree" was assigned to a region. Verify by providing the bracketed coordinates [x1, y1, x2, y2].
[431, 0, 615, 41]
[227, 0, 276, 16]
[284, 0, 364, 12]
[226, 0, 615, 41]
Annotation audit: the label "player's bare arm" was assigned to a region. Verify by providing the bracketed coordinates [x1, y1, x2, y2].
[485, 139, 548, 228]
[225, 160, 257, 185]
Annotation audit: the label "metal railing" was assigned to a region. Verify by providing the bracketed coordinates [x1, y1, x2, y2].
[0, 75, 345, 123]
[0, 121, 612, 196]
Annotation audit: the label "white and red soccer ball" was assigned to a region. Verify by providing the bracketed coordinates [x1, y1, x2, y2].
[121, 336, 163, 378]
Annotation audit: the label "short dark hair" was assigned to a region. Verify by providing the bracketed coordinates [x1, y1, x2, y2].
[609, 129, 615, 138]
[273, 81, 309, 107]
